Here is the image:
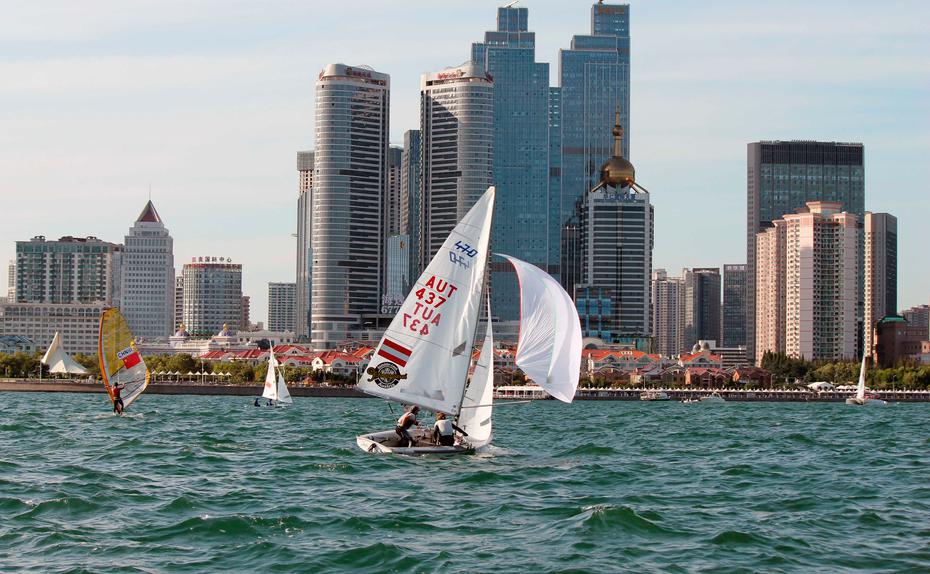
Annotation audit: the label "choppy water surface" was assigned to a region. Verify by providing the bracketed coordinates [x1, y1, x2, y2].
[1, 393, 929, 573]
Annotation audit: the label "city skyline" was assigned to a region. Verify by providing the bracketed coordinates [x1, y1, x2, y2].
[2, 1, 928, 323]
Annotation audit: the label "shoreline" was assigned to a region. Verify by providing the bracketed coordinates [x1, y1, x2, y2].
[2, 379, 929, 402]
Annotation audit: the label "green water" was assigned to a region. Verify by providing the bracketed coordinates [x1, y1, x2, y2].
[1, 393, 929, 573]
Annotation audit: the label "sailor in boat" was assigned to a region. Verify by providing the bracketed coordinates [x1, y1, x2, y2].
[395, 405, 421, 447]
[112, 382, 125, 414]
[432, 412, 467, 447]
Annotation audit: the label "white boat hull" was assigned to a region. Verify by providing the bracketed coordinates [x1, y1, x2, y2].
[845, 397, 887, 406]
[700, 395, 725, 404]
[356, 429, 489, 455]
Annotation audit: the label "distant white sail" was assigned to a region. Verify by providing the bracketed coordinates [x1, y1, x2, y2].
[262, 350, 279, 401]
[357, 187, 495, 415]
[459, 297, 494, 444]
[276, 369, 293, 405]
[42, 332, 88, 375]
[856, 353, 867, 401]
[500, 254, 582, 403]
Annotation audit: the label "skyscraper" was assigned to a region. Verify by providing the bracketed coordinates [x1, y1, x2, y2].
[864, 212, 897, 354]
[174, 276, 183, 330]
[268, 282, 296, 332]
[746, 141, 865, 363]
[6, 260, 14, 300]
[722, 264, 748, 348]
[756, 202, 858, 362]
[182, 258, 242, 336]
[472, 6, 551, 320]
[120, 200, 175, 339]
[419, 62, 493, 268]
[295, 150, 314, 339]
[15, 235, 121, 304]
[385, 146, 404, 237]
[400, 130, 422, 282]
[241, 295, 251, 331]
[755, 220, 786, 363]
[651, 269, 685, 356]
[683, 267, 721, 349]
[311, 64, 390, 349]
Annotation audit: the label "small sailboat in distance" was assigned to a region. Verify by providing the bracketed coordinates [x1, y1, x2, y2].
[846, 353, 886, 406]
[98, 308, 150, 413]
[258, 348, 292, 408]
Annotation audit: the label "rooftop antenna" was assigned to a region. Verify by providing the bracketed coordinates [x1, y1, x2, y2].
[148, 184, 152, 201]
[503, 0, 519, 7]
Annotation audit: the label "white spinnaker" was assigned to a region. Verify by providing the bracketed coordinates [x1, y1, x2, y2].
[501, 254, 582, 403]
[856, 352, 867, 401]
[358, 187, 495, 415]
[459, 297, 494, 444]
[262, 350, 279, 401]
[276, 370, 293, 405]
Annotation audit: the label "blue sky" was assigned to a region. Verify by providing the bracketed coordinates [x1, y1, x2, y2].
[1, 0, 928, 324]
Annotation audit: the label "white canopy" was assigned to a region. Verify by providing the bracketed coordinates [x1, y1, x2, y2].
[41, 332, 88, 375]
[500, 254, 582, 403]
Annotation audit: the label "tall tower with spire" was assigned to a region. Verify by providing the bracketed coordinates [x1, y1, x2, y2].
[120, 200, 175, 339]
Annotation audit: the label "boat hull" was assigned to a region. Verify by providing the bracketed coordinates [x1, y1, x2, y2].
[845, 397, 887, 406]
[356, 429, 487, 455]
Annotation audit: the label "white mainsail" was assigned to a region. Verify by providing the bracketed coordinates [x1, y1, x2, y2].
[358, 187, 495, 415]
[500, 254, 582, 403]
[459, 297, 494, 444]
[262, 350, 279, 401]
[42, 332, 88, 375]
[856, 352, 867, 401]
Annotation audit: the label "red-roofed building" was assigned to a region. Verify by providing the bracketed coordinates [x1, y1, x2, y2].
[311, 351, 363, 377]
[678, 350, 722, 368]
[685, 367, 730, 387]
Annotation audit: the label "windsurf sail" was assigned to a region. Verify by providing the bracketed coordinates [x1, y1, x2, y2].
[42, 332, 88, 375]
[459, 296, 494, 444]
[98, 308, 149, 410]
[357, 186, 495, 415]
[500, 254, 582, 403]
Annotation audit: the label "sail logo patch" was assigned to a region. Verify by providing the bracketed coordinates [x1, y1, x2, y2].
[377, 339, 412, 367]
[117, 346, 141, 369]
[367, 362, 407, 389]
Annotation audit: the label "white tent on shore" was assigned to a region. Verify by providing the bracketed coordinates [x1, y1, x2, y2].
[41, 332, 89, 375]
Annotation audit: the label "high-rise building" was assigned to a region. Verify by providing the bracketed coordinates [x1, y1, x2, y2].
[241, 295, 251, 331]
[6, 260, 14, 300]
[295, 150, 314, 340]
[174, 276, 183, 330]
[120, 200, 175, 339]
[384, 235, 409, 315]
[746, 141, 865, 363]
[419, 62, 493, 267]
[182, 258, 242, 336]
[683, 268, 721, 350]
[472, 6, 551, 320]
[15, 235, 121, 304]
[901, 304, 929, 341]
[311, 64, 390, 349]
[755, 202, 858, 362]
[0, 302, 106, 355]
[268, 282, 296, 333]
[651, 269, 685, 356]
[863, 212, 897, 355]
[401, 130, 422, 282]
[755, 220, 787, 364]
[385, 147, 404, 237]
[722, 264, 748, 348]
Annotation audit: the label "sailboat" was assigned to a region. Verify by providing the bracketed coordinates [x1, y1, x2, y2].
[258, 348, 293, 408]
[355, 187, 582, 454]
[98, 308, 150, 413]
[846, 353, 886, 406]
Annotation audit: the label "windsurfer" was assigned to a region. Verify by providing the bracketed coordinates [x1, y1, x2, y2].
[112, 383, 124, 414]
[432, 412, 467, 446]
[395, 406, 420, 447]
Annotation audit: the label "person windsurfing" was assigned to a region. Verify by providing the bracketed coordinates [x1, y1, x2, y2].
[112, 382, 125, 414]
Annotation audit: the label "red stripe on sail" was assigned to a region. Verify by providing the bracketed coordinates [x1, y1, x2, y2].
[377, 348, 408, 367]
[382, 338, 412, 359]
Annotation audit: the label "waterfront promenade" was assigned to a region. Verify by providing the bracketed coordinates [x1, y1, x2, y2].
[3, 379, 930, 402]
